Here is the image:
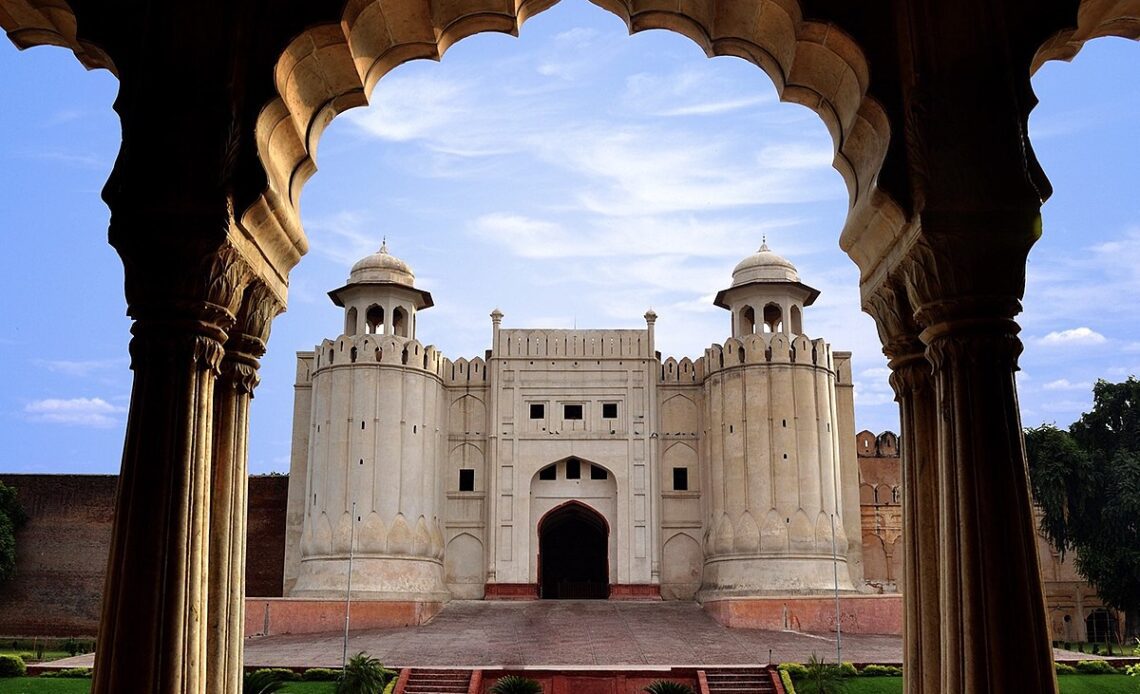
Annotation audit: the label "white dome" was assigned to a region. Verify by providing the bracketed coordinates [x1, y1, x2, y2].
[348, 240, 415, 286]
[731, 241, 800, 286]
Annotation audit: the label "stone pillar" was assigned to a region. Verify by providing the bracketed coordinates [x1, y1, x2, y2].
[868, 283, 940, 694]
[93, 243, 250, 694]
[207, 282, 280, 694]
[902, 227, 1055, 693]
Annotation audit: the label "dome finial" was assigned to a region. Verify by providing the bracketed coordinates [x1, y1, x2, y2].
[760, 235, 769, 252]
[379, 236, 389, 254]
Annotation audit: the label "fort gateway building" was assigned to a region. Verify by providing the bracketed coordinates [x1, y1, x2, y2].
[283, 241, 864, 615]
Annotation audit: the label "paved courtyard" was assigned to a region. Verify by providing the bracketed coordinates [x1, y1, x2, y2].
[43, 599, 1101, 672]
[245, 600, 902, 668]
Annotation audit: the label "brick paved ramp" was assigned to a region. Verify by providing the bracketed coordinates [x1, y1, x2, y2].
[244, 600, 903, 668]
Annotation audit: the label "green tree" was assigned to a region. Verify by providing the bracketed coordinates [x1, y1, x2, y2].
[0, 481, 27, 583]
[1025, 377, 1140, 638]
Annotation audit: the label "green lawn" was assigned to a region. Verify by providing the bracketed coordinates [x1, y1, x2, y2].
[0, 680, 91, 694]
[281, 684, 336, 693]
[0, 679, 336, 693]
[795, 675, 1137, 694]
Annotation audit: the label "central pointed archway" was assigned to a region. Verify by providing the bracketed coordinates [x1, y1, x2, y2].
[538, 501, 609, 599]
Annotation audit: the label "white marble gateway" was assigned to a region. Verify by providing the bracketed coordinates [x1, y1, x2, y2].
[283, 241, 861, 603]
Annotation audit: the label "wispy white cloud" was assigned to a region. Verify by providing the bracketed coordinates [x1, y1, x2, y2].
[36, 358, 127, 377]
[23, 397, 126, 428]
[1037, 327, 1107, 346]
[1041, 378, 1091, 391]
[306, 210, 384, 267]
[854, 367, 895, 407]
[469, 212, 804, 260]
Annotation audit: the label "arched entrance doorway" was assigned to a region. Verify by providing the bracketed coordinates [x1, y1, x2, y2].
[538, 501, 609, 599]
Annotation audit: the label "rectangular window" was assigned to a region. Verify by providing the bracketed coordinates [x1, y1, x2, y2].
[530, 403, 545, 419]
[565, 459, 581, 479]
[564, 404, 584, 420]
[672, 467, 689, 491]
[590, 464, 608, 480]
[459, 469, 475, 492]
[539, 466, 557, 481]
[602, 403, 618, 419]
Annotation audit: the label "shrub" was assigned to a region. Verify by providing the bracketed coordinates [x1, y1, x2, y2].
[303, 668, 342, 681]
[1125, 663, 1140, 677]
[244, 670, 287, 694]
[643, 680, 694, 694]
[780, 669, 797, 694]
[859, 664, 903, 677]
[489, 674, 544, 694]
[0, 654, 26, 678]
[336, 652, 396, 694]
[1075, 660, 1116, 675]
[42, 668, 93, 678]
[799, 654, 848, 694]
[779, 662, 809, 680]
[250, 668, 301, 682]
[1054, 663, 1077, 675]
[837, 662, 858, 678]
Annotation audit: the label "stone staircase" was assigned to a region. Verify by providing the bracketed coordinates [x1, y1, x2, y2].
[703, 667, 780, 693]
[400, 668, 473, 694]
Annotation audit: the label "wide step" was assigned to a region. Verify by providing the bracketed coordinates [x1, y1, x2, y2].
[705, 668, 778, 694]
[403, 668, 472, 694]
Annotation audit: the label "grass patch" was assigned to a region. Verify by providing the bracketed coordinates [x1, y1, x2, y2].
[1058, 675, 1136, 693]
[280, 684, 336, 693]
[842, 677, 904, 694]
[799, 674, 1136, 694]
[0, 679, 336, 694]
[0, 680, 91, 694]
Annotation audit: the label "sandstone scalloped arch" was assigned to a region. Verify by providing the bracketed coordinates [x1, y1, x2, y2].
[256, 0, 891, 273]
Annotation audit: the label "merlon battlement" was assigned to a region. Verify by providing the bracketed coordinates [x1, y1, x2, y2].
[494, 329, 652, 359]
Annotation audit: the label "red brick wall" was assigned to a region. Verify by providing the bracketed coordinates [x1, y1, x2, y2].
[0, 474, 116, 638]
[0, 474, 289, 637]
[246, 475, 288, 598]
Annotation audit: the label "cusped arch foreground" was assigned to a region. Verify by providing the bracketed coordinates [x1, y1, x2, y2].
[258, 0, 890, 271]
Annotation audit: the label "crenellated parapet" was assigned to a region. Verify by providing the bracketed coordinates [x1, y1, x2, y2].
[312, 334, 446, 377]
[659, 356, 704, 384]
[495, 329, 652, 359]
[693, 332, 834, 376]
[441, 356, 489, 386]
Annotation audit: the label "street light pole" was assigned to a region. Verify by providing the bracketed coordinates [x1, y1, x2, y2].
[831, 513, 841, 664]
[342, 500, 357, 674]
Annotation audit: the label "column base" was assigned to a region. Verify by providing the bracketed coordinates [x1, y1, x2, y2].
[698, 554, 857, 599]
[290, 555, 449, 603]
[701, 594, 903, 635]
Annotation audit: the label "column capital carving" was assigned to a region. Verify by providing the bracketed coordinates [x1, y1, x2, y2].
[893, 210, 1039, 330]
[864, 278, 924, 362]
[220, 281, 284, 395]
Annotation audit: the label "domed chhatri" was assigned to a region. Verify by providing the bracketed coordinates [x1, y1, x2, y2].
[348, 238, 416, 286]
[714, 239, 820, 336]
[327, 238, 433, 338]
[731, 239, 801, 286]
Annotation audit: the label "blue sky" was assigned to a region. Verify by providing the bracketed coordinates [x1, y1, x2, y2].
[0, 1, 1137, 474]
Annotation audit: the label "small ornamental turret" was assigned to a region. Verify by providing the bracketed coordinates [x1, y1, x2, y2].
[329, 239, 433, 339]
[714, 239, 819, 338]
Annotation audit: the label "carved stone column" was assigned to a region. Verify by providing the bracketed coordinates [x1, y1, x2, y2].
[867, 282, 940, 694]
[903, 228, 1055, 693]
[94, 243, 250, 694]
[208, 282, 281, 694]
